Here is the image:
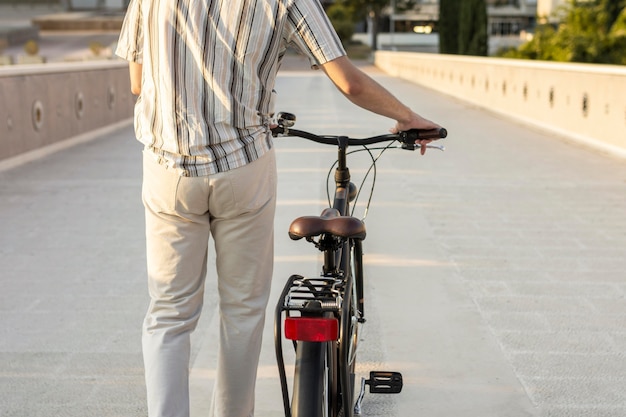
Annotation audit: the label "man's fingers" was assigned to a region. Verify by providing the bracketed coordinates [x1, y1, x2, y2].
[417, 139, 432, 155]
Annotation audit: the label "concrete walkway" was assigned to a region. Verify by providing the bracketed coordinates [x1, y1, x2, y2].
[1, 62, 625, 417]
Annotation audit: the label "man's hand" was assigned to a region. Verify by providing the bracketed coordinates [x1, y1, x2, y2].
[416, 139, 433, 155]
[320, 56, 443, 155]
[391, 112, 442, 155]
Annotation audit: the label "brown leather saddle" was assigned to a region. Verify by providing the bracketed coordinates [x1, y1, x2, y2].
[288, 208, 366, 241]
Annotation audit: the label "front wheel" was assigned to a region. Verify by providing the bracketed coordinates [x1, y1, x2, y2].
[292, 341, 328, 417]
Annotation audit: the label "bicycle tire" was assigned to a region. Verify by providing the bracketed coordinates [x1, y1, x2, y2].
[292, 341, 329, 417]
[339, 300, 358, 417]
[336, 243, 361, 417]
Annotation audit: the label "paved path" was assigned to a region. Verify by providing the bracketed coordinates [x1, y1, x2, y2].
[1, 61, 626, 417]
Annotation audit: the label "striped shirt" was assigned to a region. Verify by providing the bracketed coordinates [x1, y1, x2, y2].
[116, 0, 346, 176]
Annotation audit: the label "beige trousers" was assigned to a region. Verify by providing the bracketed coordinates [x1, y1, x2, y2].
[141, 149, 277, 417]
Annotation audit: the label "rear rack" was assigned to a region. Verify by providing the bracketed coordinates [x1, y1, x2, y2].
[275, 273, 348, 417]
[282, 275, 345, 313]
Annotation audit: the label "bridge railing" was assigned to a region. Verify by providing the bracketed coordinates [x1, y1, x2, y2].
[0, 60, 134, 163]
[375, 51, 626, 157]
[2, 52, 626, 165]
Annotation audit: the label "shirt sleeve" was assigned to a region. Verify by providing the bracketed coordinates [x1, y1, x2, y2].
[115, 0, 143, 63]
[286, 0, 346, 67]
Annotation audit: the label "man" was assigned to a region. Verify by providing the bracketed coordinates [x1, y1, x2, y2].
[116, 1, 441, 417]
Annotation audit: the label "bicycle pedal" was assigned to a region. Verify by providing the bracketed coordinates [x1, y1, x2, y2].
[365, 371, 403, 394]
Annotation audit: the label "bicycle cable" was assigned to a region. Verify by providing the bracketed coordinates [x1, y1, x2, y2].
[325, 142, 399, 222]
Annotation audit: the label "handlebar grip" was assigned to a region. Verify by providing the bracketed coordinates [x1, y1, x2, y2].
[399, 128, 447, 141]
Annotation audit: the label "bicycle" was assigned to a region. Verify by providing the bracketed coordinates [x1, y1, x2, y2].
[271, 112, 447, 417]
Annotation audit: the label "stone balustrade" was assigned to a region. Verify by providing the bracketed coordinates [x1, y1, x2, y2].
[375, 51, 626, 157]
[0, 60, 133, 162]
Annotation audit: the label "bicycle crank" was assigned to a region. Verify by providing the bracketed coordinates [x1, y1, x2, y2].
[354, 371, 403, 415]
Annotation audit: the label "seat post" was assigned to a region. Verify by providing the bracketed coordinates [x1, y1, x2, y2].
[323, 242, 338, 276]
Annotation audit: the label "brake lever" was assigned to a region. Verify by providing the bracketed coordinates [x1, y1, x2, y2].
[401, 143, 445, 152]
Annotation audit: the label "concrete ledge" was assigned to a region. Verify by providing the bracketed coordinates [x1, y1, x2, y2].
[0, 60, 134, 162]
[32, 12, 124, 31]
[375, 51, 626, 157]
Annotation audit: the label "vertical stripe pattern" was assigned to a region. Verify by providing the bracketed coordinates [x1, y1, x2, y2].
[117, 0, 346, 176]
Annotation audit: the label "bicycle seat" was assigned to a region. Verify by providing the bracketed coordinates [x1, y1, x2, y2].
[288, 208, 366, 241]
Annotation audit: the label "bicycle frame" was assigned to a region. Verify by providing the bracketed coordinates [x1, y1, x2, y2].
[274, 136, 363, 417]
[273, 118, 446, 417]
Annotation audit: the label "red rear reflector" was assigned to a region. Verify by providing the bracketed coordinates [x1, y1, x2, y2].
[284, 317, 338, 342]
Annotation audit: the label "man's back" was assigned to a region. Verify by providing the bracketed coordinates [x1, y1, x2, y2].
[117, 0, 345, 175]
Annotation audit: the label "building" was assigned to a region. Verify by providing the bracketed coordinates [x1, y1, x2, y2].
[388, 0, 539, 37]
[536, 0, 568, 22]
[374, 0, 539, 53]
[487, 0, 537, 37]
[64, 0, 128, 9]
[388, 0, 440, 34]
[537, 0, 568, 17]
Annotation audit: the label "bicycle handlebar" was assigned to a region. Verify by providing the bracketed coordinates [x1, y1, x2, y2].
[270, 113, 447, 150]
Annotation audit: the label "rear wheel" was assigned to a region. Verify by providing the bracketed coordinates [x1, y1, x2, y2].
[292, 341, 329, 417]
[338, 305, 358, 417]
[338, 244, 362, 417]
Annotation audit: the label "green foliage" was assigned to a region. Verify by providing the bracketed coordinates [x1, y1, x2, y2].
[439, 0, 488, 56]
[458, 0, 489, 56]
[341, 0, 415, 20]
[439, 0, 460, 54]
[326, 3, 356, 46]
[607, 6, 626, 64]
[599, 0, 626, 32]
[336, 0, 417, 50]
[500, 0, 626, 64]
[328, 0, 385, 50]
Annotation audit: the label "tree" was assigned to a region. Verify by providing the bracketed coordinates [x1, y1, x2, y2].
[326, 3, 356, 46]
[605, 4, 626, 64]
[600, 0, 626, 32]
[439, 0, 460, 54]
[500, 0, 626, 64]
[336, 0, 387, 50]
[458, 0, 489, 56]
[439, 0, 488, 56]
[337, 0, 416, 51]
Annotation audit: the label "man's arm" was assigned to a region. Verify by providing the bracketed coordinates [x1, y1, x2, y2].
[321, 56, 440, 134]
[129, 62, 142, 95]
